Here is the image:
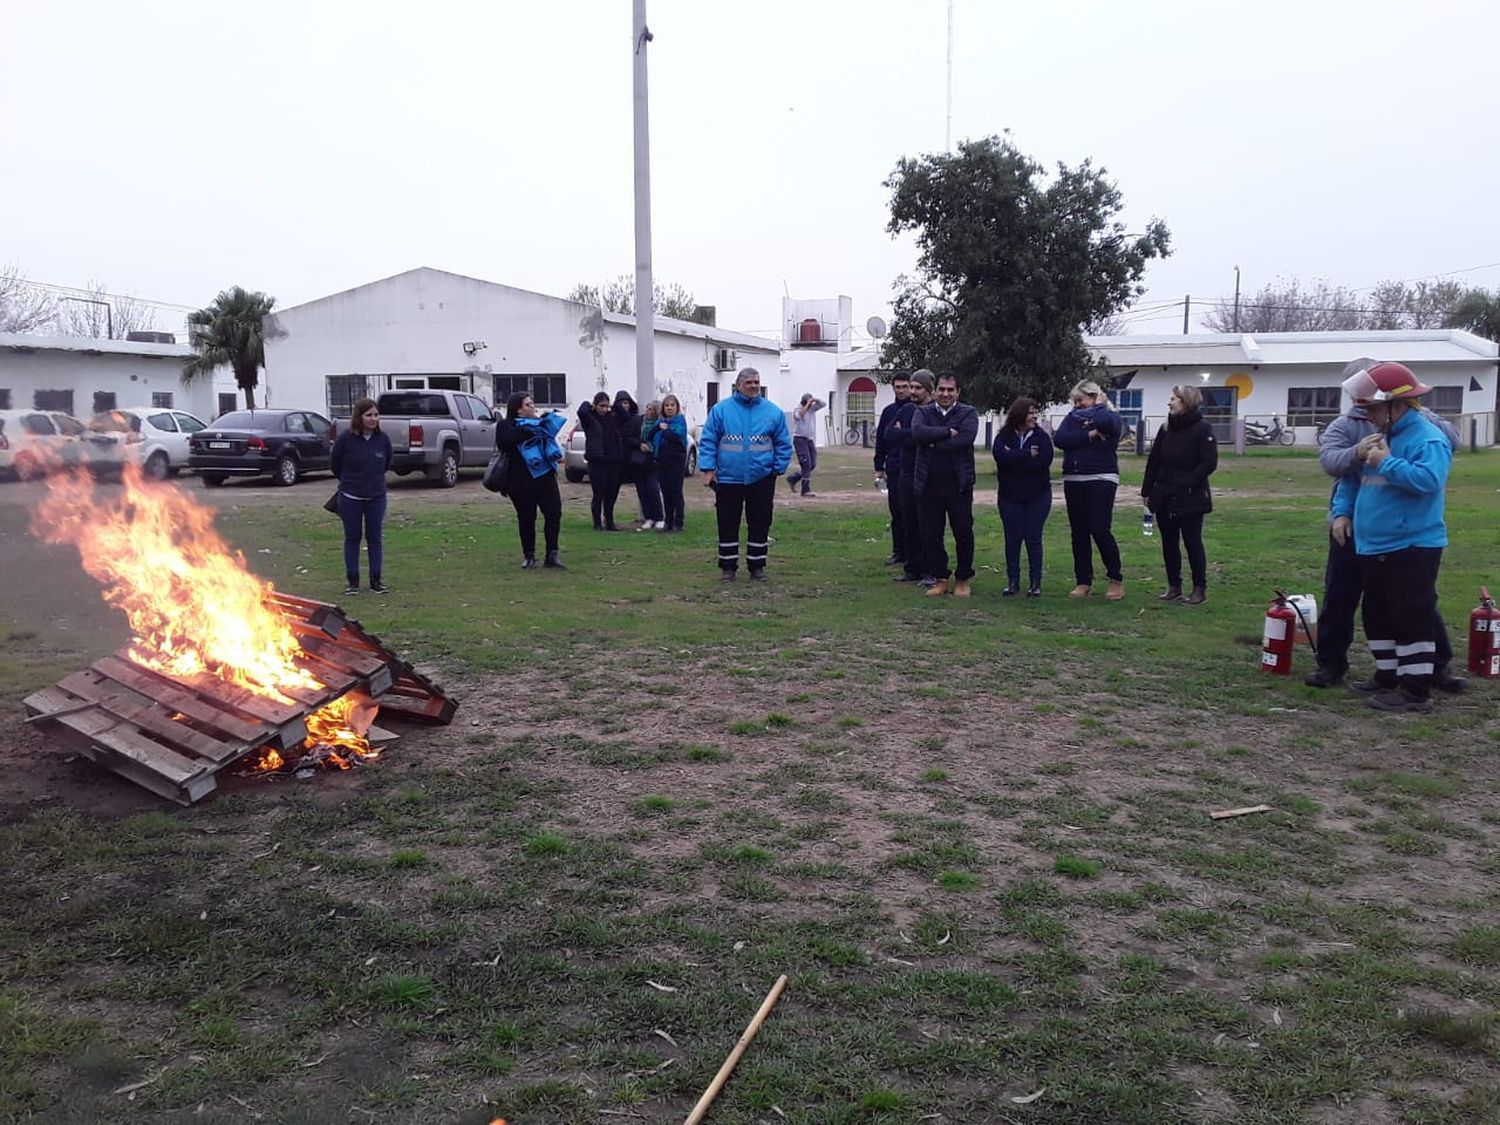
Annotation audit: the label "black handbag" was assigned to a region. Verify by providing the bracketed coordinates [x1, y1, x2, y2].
[323, 489, 340, 514]
[482, 449, 510, 494]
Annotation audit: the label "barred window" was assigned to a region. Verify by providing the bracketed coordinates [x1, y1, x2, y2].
[1286, 387, 1342, 427]
[93, 391, 118, 413]
[151, 392, 174, 408]
[1427, 385, 1463, 419]
[493, 374, 567, 408]
[326, 374, 371, 419]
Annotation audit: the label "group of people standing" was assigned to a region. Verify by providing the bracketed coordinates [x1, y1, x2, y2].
[573, 390, 691, 534]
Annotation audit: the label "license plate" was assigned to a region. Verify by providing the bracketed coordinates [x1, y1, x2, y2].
[208, 441, 231, 450]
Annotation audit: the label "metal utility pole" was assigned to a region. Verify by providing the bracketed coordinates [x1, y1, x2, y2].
[1182, 295, 1190, 335]
[1233, 266, 1241, 332]
[945, 0, 954, 152]
[61, 296, 113, 340]
[632, 0, 656, 406]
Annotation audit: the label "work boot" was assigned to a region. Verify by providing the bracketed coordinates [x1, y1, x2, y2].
[953, 580, 972, 598]
[1105, 580, 1126, 601]
[719, 569, 737, 582]
[1349, 677, 1394, 694]
[1303, 666, 1345, 689]
[1433, 668, 1467, 693]
[1158, 586, 1182, 602]
[1182, 586, 1206, 605]
[926, 579, 951, 597]
[748, 568, 767, 582]
[544, 551, 566, 570]
[1368, 690, 1434, 714]
[1068, 584, 1092, 598]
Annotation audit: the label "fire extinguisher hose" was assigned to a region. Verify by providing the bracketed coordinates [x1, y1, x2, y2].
[1273, 587, 1319, 659]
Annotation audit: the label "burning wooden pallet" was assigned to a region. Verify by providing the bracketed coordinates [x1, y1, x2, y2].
[23, 591, 457, 805]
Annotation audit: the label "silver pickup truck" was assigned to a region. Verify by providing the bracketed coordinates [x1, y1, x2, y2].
[341, 390, 497, 487]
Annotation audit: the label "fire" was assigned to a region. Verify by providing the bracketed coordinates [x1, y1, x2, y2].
[32, 460, 374, 768]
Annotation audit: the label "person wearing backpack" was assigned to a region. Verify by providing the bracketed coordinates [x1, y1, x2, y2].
[497, 392, 566, 570]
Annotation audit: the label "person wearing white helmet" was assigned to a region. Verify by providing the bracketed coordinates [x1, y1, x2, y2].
[1306, 358, 1464, 692]
[1327, 361, 1454, 713]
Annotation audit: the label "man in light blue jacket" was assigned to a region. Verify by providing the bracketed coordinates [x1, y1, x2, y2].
[1329, 362, 1453, 713]
[699, 367, 793, 581]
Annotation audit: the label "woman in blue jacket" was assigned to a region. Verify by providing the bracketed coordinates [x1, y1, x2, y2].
[650, 393, 690, 532]
[330, 397, 394, 595]
[1053, 379, 1125, 600]
[497, 392, 567, 570]
[992, 397, 1053, 597]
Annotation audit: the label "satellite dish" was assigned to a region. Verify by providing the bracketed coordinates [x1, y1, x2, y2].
[866, 316, 888, 339]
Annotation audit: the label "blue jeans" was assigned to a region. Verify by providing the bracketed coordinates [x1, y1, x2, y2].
[338, 492, 387, 584]
[998, 493, 1051, 587]
[634, 467, 663, 522]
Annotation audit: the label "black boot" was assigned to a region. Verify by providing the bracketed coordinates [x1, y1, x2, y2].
[1159, 586, 1182, 602]
[1182, 586, 1206, 605]
[544, 551, 566, 569]
[521, 556, 537, 570]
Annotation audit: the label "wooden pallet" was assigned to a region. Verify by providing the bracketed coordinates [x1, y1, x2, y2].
[23, 590, 457, 805]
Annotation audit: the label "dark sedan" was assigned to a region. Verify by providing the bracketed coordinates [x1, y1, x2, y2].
[188, 409, 337, 487]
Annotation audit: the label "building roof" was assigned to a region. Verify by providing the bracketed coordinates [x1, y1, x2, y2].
[1086, 329, 1498, 368]
[273, 267, 778, 354]
[0, 332, 192, 358]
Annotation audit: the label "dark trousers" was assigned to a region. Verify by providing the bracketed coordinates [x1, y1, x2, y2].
[509, 473, 561, 559]
[1158, 510, 1207, 589]
[918, 488, 975, 581]
[1063, 480, 1122, 585]
[898, 476, 924, 577]
[1362, 546, 1443, 699]
[788, 436, 817, 492]
[1317, 531, 1453, 676]
[998, 493, 1050, 587]
[715, 475, 776, 572]
[659, 461, 686, 530]
[587, 460, 622, 528]
[886, 469, 905, 559]
[634, 468, 663, 522]
[337, 492, 387, 584]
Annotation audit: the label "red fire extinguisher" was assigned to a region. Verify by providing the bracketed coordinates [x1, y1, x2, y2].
[1469, 586, 1500, 678]
[1261, 590, 1297, 676]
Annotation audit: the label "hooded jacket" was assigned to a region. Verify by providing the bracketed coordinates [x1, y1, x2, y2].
[1053, 403, 1123, 479]
[698, 390, 792, 485]
[1141, 407, 1217, 519]
[911, 401, 979, 495]
[575, 401, 622, 463]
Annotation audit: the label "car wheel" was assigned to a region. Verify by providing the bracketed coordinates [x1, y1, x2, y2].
[686, 446, 698, 476]
[564, 467, 585, 483]
[274, 453, 299, 486]
[429, 448, 459, 488]
[144, 451, 170, 481]
[201, 473, 226, 488]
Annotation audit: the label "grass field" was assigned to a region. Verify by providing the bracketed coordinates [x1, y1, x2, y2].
[1, 447, 1498, 1124]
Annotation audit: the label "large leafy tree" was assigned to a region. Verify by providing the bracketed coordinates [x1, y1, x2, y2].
[182, 287, 276, 408]
[883, 136, 1170, 410]
[1445, 287, 1500, 341]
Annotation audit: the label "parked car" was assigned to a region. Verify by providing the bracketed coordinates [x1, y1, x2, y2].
[561, 420, 698, 483]
[188, 409, 337, 487]
[0, 409, 76, 479]
[334, 390, 496, 488]
[50, 412, 134, 477]
[88, 407, 209, 480]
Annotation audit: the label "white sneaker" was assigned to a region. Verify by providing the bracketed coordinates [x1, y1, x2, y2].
[655, 521, 666, 531]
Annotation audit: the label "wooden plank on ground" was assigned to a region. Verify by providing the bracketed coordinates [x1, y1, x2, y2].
[266, 591, 346, 636]
[90, 656, 266, 743]
[57, 670, 249, 764]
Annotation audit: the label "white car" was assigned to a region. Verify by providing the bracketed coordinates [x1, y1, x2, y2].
[561, 421, 698, 483]
[89, 407, 209, 480]
[0, 409, 74, 479]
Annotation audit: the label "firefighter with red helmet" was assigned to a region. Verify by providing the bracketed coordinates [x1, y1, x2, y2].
[1329, 361, 1454, 713]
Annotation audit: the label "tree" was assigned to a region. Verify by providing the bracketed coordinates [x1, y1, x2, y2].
[1201, 277, 1466, 332]
[881, 136, 1170, 411]
[58, 279, 159, 339]
[1444, 287, 1500, 341]
[182, 287, 276, 409]
[0, 264, 57, 333]
[567, 273, 701, 320]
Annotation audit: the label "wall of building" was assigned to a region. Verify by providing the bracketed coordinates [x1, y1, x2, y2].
[0, 347, 217, 420]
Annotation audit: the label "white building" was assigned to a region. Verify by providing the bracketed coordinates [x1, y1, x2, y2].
[777, 295, 904, 446]
[0, 332, 223, 422]
[1082, 330, 1498, 446]
[259, 268, 780, 433]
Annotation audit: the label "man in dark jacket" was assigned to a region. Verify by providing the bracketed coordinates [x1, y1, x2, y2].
[890, 372, 933, 583]
[1141, 384, 1218, 604]
[873, 374, 912, 566]
[576, 392, 623, 530]
[912, 372, 979, 597]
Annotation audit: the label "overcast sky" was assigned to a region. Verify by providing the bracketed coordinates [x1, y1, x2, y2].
[4, 0, 1497, 342]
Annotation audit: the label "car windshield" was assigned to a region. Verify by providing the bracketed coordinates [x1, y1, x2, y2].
[211, 412, 264, 429]
[89, 411, 141, 433]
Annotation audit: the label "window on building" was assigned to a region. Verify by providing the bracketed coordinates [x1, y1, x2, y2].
[326, 375, 370, 419]
[0, 389, 10, 409]
[1427, 385, 1463, 419]
[1286, 387, 1342, 427]
[34, 389, 74, 414]
[1200, 388, 1239, 443]
[151, 391, 174, 408]
[1115, 388, 1142, 430]
[428, 375, 461, 391]
[93, 391, 118, 414]
[492, 374, 567, 408]
[217, 393, 238, 418]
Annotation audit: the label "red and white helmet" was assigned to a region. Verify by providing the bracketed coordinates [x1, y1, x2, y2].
[1341, 360, 1431, 404]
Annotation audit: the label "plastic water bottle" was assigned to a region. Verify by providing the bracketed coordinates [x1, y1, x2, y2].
[1142, 511, 1154, 537]
[876, 477, 888, 495]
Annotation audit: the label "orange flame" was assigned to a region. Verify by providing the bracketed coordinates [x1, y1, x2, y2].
[32, 461, 373, 767]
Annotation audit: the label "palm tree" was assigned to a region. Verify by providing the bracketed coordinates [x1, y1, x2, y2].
[182, 286, 276, 408]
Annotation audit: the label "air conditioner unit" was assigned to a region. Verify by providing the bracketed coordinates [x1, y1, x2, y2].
[715, 347, 736, 372]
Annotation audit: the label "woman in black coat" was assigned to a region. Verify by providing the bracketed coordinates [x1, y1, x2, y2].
[497, 392, 566, 569]
[1141, 384, 1218, 604]
[991, 396, 1053, 597]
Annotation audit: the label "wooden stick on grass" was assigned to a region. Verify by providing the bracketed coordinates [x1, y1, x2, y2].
[683, 974, 788, 1125]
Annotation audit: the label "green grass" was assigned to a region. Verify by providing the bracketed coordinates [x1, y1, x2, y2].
[2, 448, 1500, 1121]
